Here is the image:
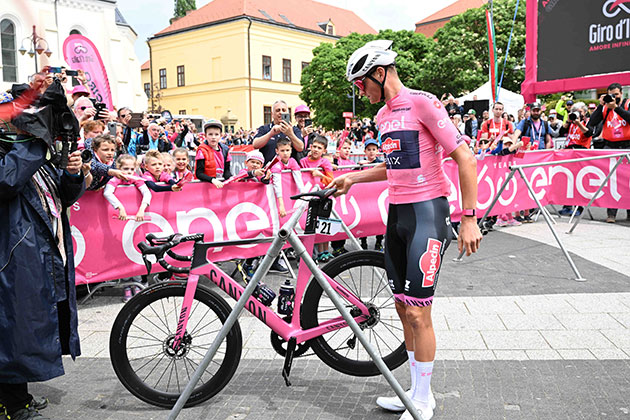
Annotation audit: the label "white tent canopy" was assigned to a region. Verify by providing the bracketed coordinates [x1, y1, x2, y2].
[456, 81, 525, 118]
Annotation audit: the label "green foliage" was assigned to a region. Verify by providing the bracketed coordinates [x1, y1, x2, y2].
[300, 30, 433, 129]
[419, 0, 526, 96]
[174, 0, 196, 18]
[300, 0, 526, 129]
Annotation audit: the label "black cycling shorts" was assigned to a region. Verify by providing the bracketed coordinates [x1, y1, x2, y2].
[384, 197, 452, 307]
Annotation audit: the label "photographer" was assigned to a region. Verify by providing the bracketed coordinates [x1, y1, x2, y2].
[0, 76, 84, 420]
[564, 104, 593, 149]
[587, 83, 630, 223]
[252, 100, 303, 163]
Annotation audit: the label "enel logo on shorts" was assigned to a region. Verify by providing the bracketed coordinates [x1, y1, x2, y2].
[419, 238, 442, 287]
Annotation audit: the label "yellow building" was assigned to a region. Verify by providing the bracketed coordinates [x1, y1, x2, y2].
[144, 0, 375, 131]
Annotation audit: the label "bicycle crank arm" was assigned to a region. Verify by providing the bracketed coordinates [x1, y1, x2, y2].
[282, 337, 297, 387]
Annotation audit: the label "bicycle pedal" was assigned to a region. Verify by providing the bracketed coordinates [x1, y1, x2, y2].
[282, 337, 297, 387]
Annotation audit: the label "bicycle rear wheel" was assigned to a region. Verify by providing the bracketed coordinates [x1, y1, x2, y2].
[301, 250, 406, 376]
[109, 281, 242, 408]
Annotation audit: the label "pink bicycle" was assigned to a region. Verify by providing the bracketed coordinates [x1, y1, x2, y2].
[109, 189, 406, 408]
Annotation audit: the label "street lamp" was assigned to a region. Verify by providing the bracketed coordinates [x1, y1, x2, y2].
[18, 25, 52, 73]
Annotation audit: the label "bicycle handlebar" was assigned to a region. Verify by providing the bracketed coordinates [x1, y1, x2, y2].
[137, 233, 204, 275]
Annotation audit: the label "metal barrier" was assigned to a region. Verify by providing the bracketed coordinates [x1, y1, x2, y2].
[454, 152, 630, 282]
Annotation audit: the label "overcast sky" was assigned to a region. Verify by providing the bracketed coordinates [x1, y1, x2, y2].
[117, 0, 457, 63]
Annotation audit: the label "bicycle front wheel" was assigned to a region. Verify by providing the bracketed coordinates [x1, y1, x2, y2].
[301, 250, 406, 376]
[109, 281, 242, 408]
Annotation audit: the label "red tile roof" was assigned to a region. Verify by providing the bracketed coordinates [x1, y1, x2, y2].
[155, 0, 376, 37]
[140, 60, 150, 70]
[416, 0, 486, 25]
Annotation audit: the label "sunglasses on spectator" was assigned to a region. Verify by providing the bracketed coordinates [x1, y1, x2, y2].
[479, 140, 490, 144]
[120, 113, 130, 118]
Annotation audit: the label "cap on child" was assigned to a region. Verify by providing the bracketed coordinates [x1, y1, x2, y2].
[364, 138, 379, 148]
[246, 150, 264, 163]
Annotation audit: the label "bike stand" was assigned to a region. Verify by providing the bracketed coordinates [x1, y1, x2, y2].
[167, 202, 424, 420]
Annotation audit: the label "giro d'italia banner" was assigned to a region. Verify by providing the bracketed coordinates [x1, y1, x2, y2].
[62, 34, 114, 109]
[71, 150, 630, 285]
[537, 0, 630, 81]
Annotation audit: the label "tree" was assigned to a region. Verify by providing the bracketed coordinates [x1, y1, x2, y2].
[300, 30, 433, 129]
[174, 0, 196, 18]
[418, 0, 526, 97]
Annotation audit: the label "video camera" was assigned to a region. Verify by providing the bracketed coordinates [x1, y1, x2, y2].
[568, 112, 580, 121]
[9, 78, 81, 169]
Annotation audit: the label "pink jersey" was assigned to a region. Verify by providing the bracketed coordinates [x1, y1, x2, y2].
[270, 158, 300, 173]
[334, 157, 355, 168]
[107, 175, 146, 189]
[376, 86, 465, 204]
[142, 171, 173, 183]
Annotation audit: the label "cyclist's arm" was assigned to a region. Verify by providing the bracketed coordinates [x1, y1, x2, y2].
[329, 162, 386, 195]
[449, 144, 482, 255]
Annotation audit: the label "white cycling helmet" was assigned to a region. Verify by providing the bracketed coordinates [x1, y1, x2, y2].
[345, 40, 397, 82]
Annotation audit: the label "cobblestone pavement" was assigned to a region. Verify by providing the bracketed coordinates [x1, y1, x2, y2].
[27, 210, 630, 419]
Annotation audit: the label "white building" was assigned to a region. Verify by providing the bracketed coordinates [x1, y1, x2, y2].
[0, 0, 146, 110]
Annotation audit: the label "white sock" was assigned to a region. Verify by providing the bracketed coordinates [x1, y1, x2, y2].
[411, 360, 434, 404]
[407, 350, 416, 391]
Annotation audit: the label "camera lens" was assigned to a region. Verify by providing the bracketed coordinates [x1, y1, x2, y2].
[80, 149, 93, 163]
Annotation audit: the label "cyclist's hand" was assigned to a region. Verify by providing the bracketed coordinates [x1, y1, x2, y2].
[329, 174, 354, 196]
[458, 217, 482, 256]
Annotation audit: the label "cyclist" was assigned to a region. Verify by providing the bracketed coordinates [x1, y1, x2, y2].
[330, 40, 482, 420]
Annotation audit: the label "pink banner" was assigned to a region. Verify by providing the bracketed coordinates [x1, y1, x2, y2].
[62, 35, 114, 109]
[71, 150, 630, 285]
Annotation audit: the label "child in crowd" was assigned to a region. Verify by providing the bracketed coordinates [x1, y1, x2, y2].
[86, 134, 126, 191]
[331, 138, 355, 256]
[237, 150, 271, 184]
[104, 154, 152, 221]
[195, 119, 231, 187]
[300, 135, 334, 262]
[161, 152, 175, 175]
[142, 150, 183, 192]
[104, 154, 153, 302]
[359, 139, 384, 251]
[270, 138, 301, 217]
[172, 147, 194, 182]
[239, 150, 288, 276]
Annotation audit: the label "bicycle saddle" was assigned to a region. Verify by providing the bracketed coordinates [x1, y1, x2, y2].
[290, 188, 336, 201]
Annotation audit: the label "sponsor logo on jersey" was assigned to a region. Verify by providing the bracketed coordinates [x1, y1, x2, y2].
[392, 107, 411, 113]
[433, 100, 442, 109]
[381, 137, 401, 154]
[382, 130, 421, 170]
[419, 238, 442, 287]
[437, 117, 450, 129]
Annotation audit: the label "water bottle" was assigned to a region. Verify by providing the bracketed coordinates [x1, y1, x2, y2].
[253, 282, 276, 306]
[277, 279, 295, 316]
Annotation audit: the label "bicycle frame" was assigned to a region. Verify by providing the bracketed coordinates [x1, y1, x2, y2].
[167, 191, 423, 420]
[170, 201, 370, 350]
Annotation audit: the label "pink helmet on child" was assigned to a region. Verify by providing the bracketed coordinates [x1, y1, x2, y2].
[294, 104, 310, 115]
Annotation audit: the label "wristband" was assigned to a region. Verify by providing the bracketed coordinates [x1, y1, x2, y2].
[462, 208, 476, 217]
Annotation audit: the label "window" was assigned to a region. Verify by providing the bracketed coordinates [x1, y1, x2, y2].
[282, 59, 291, 83]
[177, 65, 185, 87]
[263, 106, 272, 125]
[262, 55, 271, 80]
[327, 24, 334, 35]
[144, 83, 151, 98]
[179, 110, 186, 115]
[1, 19, 17, 83]
[159, 68, 167, 89]
[302, 61, 310, 71]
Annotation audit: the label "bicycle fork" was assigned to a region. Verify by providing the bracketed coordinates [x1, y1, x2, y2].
[172, 274, 199, 350]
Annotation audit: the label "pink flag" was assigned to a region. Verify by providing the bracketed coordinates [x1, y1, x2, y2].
[62, 34, 114, 109]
